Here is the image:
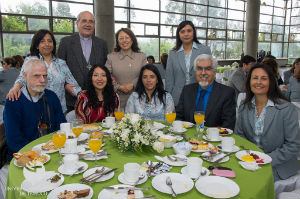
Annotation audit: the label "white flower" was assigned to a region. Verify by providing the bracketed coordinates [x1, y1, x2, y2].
[153, 141, 164, 153]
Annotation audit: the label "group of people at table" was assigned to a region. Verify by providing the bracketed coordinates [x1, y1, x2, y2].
[1, 10, 300, 198]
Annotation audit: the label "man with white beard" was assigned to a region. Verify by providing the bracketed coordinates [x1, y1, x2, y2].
[176, 54, 236, 130]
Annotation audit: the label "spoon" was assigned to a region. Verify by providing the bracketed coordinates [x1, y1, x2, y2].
[166, 176, 177, 197]
[80, 166, 104, 182]
[193, 169, 207, 182]
[69, 166, 85, 177]
[132, 174, 145, 186]
[167, 155, 186, 162]
[147, 160, 153, 177]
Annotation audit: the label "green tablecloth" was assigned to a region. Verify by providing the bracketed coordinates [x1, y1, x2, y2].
[217, 67, 232, 73]
[6, 126, 275, 199]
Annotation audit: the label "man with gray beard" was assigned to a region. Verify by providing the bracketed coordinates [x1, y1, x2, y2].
[176, 54, 236, 130]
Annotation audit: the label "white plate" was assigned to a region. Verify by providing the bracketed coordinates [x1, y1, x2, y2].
[152, 173, 194, 195]
[79, 150, 108, 161]
[159, 154, 187, 166]
[181, 166, 210, 179]
[153, 122, 167, 130]
[60, 145, 85, 154]
[201, 152, 230, 163]
[58, 161, 88, 175]
[217, 145, 240, 153]
[83, 167, 114, 182]
[118, 171, 148, 185]
[203, 135, 222, 142]
[191, 143, 215, 152]
[98, 184, 144, 199]
[47, 183, 93, 199]
[168, 127, 187, 133]
[14, 153, 50, 168]
[219, 128, 233, 136]
[195, 176, 240, 198]
[32, 143, 59, 154]
[182, 121, 194, 128]
[235, 150, 272, 164]
[78, 133, 89, 142]
[21, 171, 64, 193]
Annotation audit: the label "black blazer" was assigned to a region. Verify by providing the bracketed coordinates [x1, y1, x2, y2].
[57, 33, 108, 107]
[176, 82, 236, 130]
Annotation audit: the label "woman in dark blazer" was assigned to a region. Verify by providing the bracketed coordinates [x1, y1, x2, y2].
[235, 64, 300, 181]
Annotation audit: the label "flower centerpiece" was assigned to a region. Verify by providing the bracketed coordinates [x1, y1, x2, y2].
[110, 113, 159, 152]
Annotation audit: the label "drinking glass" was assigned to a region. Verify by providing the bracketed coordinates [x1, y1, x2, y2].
[72, 119, 83, 137]
[52, 130, 66, 163]
[194, 111, 205, 137]
[114, 108, 124, 121]
[88, 139, 102, 166]
[166, 111, 176, 127]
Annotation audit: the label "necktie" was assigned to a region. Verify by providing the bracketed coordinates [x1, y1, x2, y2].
[196, 90, 207, 111]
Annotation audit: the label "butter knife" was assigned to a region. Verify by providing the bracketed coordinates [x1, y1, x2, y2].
[103, 186, 149, 190]
[212, 152, 234, 164]
[87, 168, 118, 184]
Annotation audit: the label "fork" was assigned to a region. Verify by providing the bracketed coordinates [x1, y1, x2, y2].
[167, 155, 186, 162]
[240, 145, 250, 154]
[166, 176, 177, 197]
[80, 166, 105, 183]
[69, 166, 85, 178]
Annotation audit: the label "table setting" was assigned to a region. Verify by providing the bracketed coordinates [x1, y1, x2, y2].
[6, 113, 275, 199]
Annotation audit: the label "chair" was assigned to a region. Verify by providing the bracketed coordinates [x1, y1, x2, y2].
[66, 110, 76, 123]
[275, 172, 300, 198]
[276, 171, 300, 199]
[236, 93, 246, 118]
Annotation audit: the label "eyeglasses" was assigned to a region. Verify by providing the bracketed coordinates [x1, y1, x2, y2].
[196, 66, 213, 72]
[118, 36, 131, 41]
[80, 19, 95, 24]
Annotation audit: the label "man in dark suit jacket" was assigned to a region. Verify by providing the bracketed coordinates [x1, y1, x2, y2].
[176, 54, 236, 130]
[58, 11, 108, 112]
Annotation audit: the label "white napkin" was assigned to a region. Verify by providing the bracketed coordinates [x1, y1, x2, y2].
[239, 161, 261, 171]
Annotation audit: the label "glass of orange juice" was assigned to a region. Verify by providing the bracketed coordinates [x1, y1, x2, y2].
[52, 130, 66, 163]
[114, 108, 124, 121]
[166, 110, 176, 127]
[88, 139, 102, 166]
[72, 119, 83, 137]
[194, 111, 205, 137]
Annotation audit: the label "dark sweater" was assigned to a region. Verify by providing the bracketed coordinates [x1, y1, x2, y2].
[3, 89, 66, 160]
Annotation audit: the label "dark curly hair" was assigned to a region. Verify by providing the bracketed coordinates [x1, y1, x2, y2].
[243, 64, 288, 108]
[135, 64, 166, 105]
[114, 28, 140, 52]
[86, 65, 117, 114]
[30, 29, 56, 57]
[173, 21, 199, 51]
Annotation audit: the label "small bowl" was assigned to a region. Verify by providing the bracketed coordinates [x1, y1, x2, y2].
[159, 135, 177, 148]
[172, 142, 193, 156]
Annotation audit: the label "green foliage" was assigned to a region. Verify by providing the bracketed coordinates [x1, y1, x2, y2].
[53, 19, 73, 33]
[2, 16, 26, 31]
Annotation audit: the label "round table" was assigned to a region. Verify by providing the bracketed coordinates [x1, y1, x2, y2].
[6, 125, 275, 199]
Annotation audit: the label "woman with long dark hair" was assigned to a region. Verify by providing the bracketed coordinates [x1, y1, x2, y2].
[235, 64, 300, 181]
[125, 64, 174, 121]
[75, 65, 119, 123]
[7, 29, 80, 113]
[284, 58, 300, 102]
[165, 21, 211, 105]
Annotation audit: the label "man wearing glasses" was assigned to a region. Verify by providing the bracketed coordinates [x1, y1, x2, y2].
[58, 11, 108, 113]
[176, 54, 236, 130]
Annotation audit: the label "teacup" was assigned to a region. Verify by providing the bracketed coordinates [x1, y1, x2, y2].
[187, 157, 203, 178]
[124, 163, 140, 183]
[102, 116, 115, 127]
[207, 128, 220, 140]
[62, 154, 79, 173]
[60, 123, 72, 136]
[64, 138, 77, 153]
[172, 120, 184, 132]
[221, 137, 235, 152]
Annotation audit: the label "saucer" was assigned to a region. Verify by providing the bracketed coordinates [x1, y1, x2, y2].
[203, 135, 221, 142]
[168, 127, 187, 133]
[60, 145, 85, 154]
[181, 166, 210, 179]
[217, 145, 240, 153]
[118, 172, 148, 185]
[102, 123, 114, 128]
[58, 161, 88, 175]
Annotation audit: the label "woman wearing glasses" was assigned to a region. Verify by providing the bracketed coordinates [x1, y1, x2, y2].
[105, 28, 147, 108]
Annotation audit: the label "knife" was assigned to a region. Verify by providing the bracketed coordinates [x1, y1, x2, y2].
[87, 168, 118, 184]
[103, 186, 149, 191]
[180, 133, 188, 141]
[212, 152, 234, 164]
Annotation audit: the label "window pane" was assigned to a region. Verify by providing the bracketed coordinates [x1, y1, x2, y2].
[52, 2, 93, 18]
[228, 0, 244, 10]
[160, 25, 173, 37]
[284, 26, 289, 42]
[54, 34, 67, 51]
[186, 0, 207, 5]
[260, 14, 272, 23]
[67, 0, 93, 3]
[290, 26, 299, 34]
[227, 20, 244, 30]
[130, 0, 159, 10]
[114, 0, 128, 7]
[209, 0, 225, 8]
[271, 43, 283, 57]
[208, 40, 225, 59]
[53, 18, 73, 33]
[161, 0, 184, 13]
[131, 10, 159, 23]
[272, 25, 284, 34]
[291, 8, 300, 16]
[228, 10, 244, 21]
[115, 8, 128, 21]
[186, 16, 207, 28]
[258, 42, 271, 52]
[226, 41, 242, 59]
[1, 0, 49, 16]
[274, 7, 285, 16]
[161, 13, 184, 25]
[273, 16, 284, 25]
[160, 38, 175, 54]
[260, 6, 273, 15]
[28, 18, 49, 31]
[131, 24, 144, 35]
[216, 30, 225, 39]
[197, 29, 206, 38]
[3, 33, 32, 57]
[145, 25, 158, 35]
[186, 3, 207, 16]
[138, 37, 159, 60]
[228, 31, 243, 40]
[288, 43, 300, 58]
[208, 7, 226, 18]
[283, 43, 288, 57]
[115, 23, 128, 33]
[208, 18, 226, 29]
[259, 24, 272, 32]
[291, 17, 300, 25]
[2, 15, 26, 31]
